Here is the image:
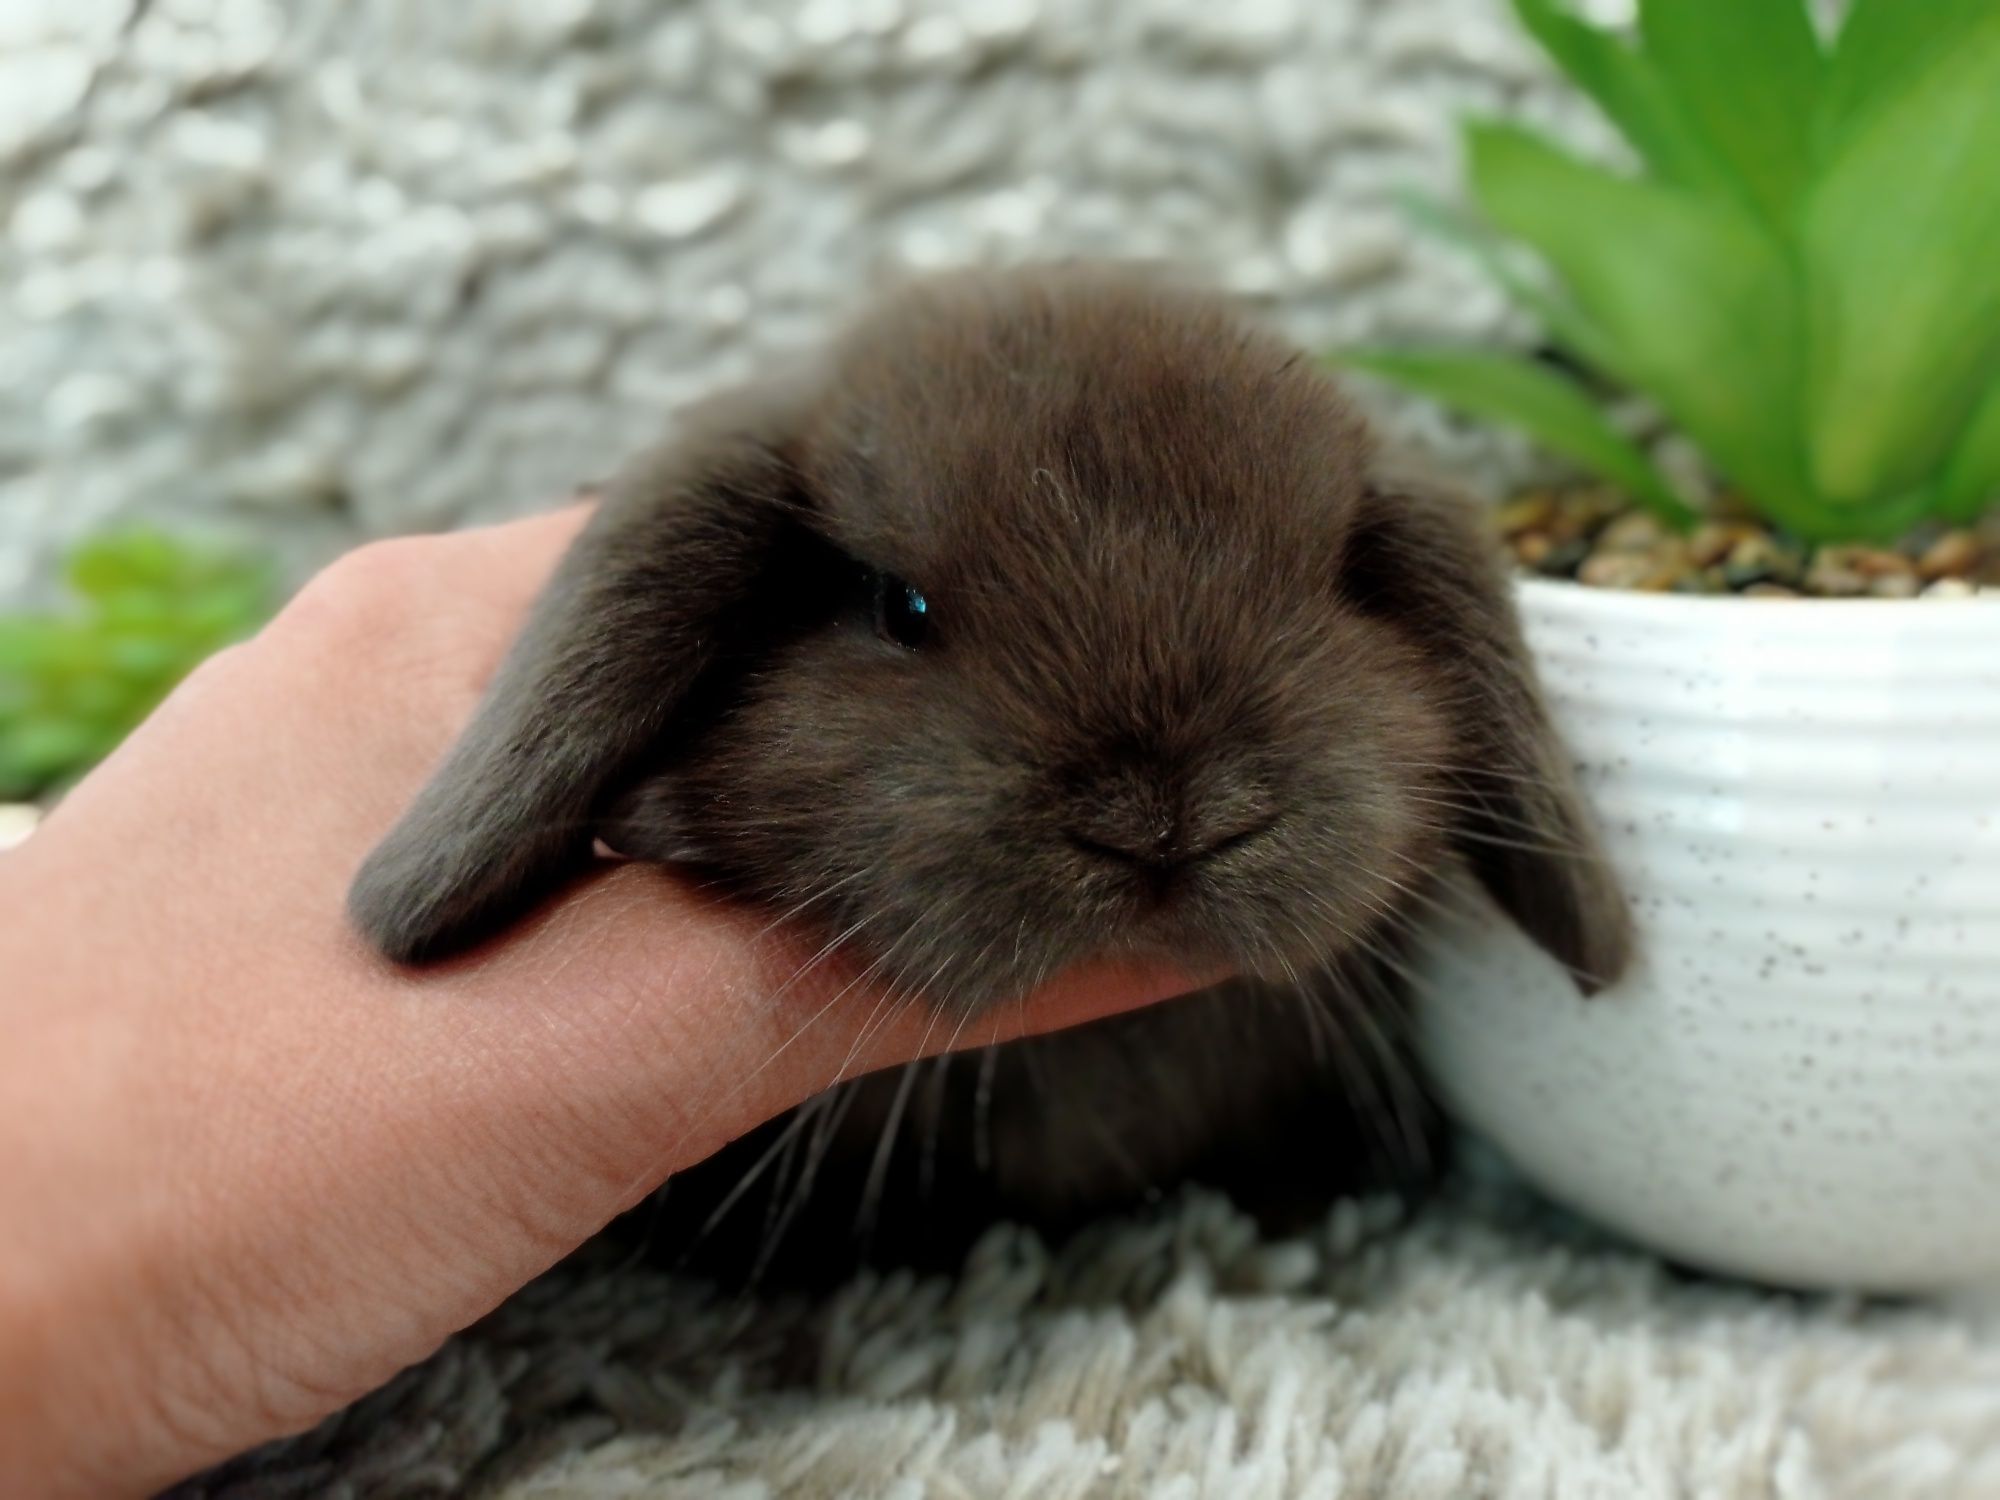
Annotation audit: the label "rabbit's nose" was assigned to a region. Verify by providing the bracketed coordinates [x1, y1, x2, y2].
[1066, 819, 1181, 871]
[1062, 746, 1279, 881]
[1066, 807, 1274, 875]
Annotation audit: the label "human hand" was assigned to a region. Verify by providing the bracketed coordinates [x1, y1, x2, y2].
[0, 506, 1191, 1498]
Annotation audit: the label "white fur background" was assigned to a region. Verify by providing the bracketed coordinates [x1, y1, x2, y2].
[0, 0, 1620, 602]
[175, 1172, 2000, 1500]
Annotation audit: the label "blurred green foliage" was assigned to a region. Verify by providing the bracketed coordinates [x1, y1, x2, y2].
[0, 531, 274, 800]
[1337, 0, 2000, 543]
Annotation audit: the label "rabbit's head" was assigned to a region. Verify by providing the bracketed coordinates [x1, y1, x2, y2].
[351, 266, 1632, 1009]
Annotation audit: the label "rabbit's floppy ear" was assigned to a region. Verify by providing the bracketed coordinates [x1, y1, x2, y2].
[1343, 461, 1635, 994]
[349, 384, 809, 964]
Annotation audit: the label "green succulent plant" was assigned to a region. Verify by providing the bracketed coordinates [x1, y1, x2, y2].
[1338, 0, 2000, 543]
[0, 530, 274, 800]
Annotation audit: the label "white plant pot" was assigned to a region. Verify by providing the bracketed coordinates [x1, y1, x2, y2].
[1410, 578, 2000, 1293]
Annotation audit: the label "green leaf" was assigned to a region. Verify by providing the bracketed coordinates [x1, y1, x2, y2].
[61, 675, 149, 724]
[0, 530, 275, 797]
[1395, 187, 1622, 376]
[67, 531, 190, 601]
[1335, 347, 1697, 528]
[1464, 120, 1824, 534]
[0, 719, 116, 787]
[1638, 0, 1823, 224]
[94, 595, 181, 634]
[1819, 0, 2000, 159]
[101, 634, 198, 681]
[1801, 17, 2000, 506]
[0, 618, 74, 674]
[1941, 378, 2000, 524]
[0, 621, 112, 682]
[1509, 0, 1742, 203]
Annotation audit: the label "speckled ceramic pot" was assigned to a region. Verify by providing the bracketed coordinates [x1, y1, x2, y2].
[1409, 580, 2000, 1292]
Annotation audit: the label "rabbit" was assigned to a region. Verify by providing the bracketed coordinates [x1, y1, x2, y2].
[350, 263, 1632, 1279]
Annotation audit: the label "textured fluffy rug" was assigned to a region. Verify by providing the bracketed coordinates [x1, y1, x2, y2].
[174, 1158, 2000, 1500]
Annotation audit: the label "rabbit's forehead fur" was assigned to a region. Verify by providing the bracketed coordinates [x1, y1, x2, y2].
[798, 268, 1374, 591]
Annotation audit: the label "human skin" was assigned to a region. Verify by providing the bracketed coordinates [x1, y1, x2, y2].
[0, 506, 1192, 1498]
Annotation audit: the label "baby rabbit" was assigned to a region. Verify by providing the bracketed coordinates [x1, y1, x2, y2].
[351, 264, 1631, 1275]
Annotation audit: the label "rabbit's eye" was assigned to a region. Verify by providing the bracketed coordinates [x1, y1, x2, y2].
[872, 570, 930, 650]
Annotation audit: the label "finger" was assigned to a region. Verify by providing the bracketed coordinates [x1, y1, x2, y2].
[422, 863, 1203, 1183]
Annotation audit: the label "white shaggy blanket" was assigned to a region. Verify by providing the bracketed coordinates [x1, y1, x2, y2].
[176, 1163, 2000, 1500]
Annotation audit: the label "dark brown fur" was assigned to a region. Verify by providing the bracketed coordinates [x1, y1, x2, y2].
[350, 265, 1632, 1273]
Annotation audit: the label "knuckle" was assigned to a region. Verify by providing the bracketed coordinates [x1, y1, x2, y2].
[173, 639, 253, 692]
[276, 537, 444, 651]
[317, 536, 439, 607]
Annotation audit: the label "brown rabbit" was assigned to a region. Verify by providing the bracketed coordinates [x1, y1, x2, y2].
[350, 264, 1631, 1277]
